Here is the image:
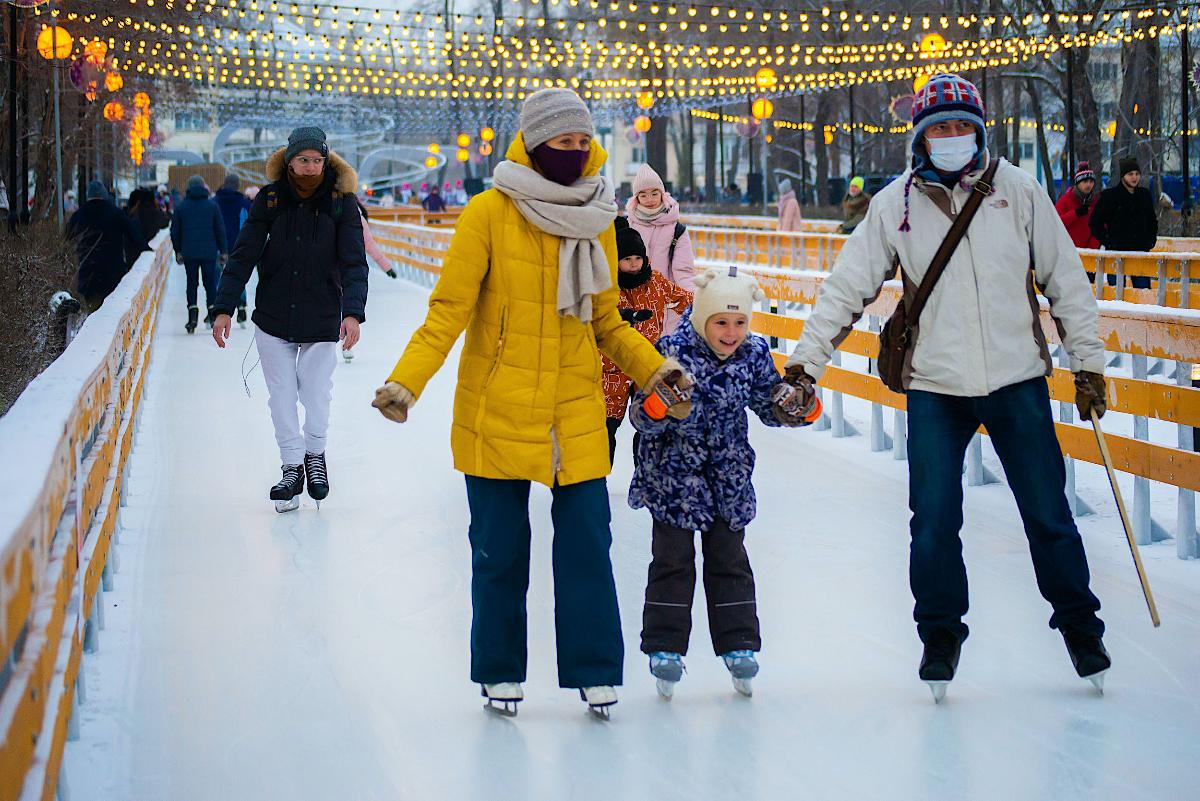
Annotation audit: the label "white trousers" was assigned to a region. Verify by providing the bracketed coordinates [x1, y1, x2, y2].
[254, 327, 337, 466]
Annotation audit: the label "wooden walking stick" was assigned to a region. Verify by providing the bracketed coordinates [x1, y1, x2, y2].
[1089, 408, 1161, 627]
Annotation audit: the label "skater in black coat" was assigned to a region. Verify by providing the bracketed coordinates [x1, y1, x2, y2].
[1089, 157, 1158, 288]
[211, 127, 368, 514]
[67, 181, 149, 310]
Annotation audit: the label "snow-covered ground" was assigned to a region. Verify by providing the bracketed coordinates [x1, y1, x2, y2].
[63, 265, 1198, 801]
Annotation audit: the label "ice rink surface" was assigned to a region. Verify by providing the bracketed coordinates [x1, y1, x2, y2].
[64, 266, 1198, 801]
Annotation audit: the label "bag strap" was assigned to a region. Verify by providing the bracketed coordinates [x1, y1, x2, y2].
[906, 158, 999, 323]
[667, 222, 686, 278]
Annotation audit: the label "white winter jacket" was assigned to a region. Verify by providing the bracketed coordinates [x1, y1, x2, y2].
[787, 155, 1105, 397]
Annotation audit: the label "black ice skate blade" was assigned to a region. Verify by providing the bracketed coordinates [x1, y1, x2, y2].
[274, 497, 300, 513]
[483, 699, 519, 717]
[926, 680, 950, 703]
[587, 704, 613, 721]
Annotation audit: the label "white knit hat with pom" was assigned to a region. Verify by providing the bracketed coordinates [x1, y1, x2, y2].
[690, 265, 765, 338]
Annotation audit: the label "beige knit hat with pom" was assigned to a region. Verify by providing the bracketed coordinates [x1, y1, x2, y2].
[690, 265, 765, 338]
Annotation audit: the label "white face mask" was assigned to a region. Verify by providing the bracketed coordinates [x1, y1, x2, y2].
[925, 133, 977, 173]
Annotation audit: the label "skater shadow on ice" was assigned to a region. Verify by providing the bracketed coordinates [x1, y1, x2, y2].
[465, 713, 532, 798]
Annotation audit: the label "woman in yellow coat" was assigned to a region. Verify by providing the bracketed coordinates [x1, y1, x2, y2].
[372, 89, 690, 716]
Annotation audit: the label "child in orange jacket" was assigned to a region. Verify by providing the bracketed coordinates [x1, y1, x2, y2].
[604, 217, 692, 464]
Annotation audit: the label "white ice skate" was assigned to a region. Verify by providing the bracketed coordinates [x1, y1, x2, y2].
[649, 652, 685, 700]
[722, 650, 759, 697]
[580, 686, 618, 719]
[481, 683, 523, 717]
[341, 348, 354, 363]
[926, 681, 950, 703]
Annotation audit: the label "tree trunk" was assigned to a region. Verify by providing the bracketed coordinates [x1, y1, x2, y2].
[704, 119, 717, 201]
[1112, 28, 1160, 180]
[1071, 47, 1104, 174]
[1027, 78, 1056, 198]
[646, 115, 668, 184]
[814, 93, 831, 205]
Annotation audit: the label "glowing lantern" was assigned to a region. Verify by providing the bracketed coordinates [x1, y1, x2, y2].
[751, 98, 774, 120]
[36, 25, 73, 60]
[133, 115, 150, 139]
[83, 40, 108, 62]
[456, 148, 470, 162]
[428, 142, 441, 154]
[456, 133, 471, 148]
[754, 67, 777, 90]
[424, 155, 438, 169]
[634, 115, 652, 133]
[919, 33, 947, 56]
[480, 126, 495, 142]
[133, 91, 150, 109]
[104, 71, 123, 92]
[823, 128, 835, 145]
[913, 74, 930, 93]
[479, 142, 494, 156]
[103, 101, 124, 121]
[1105, 120, 1117, 138]
[636, 91, 655, 110]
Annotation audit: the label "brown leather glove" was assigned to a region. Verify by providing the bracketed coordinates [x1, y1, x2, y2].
[1074, 371, 1106, 420]
[372, 381, 416, 423]
[644, 357, 694, 420]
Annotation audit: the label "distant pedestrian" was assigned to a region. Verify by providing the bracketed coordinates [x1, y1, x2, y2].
[1055, 162, 1101, 250]
[422, 184, 447, 212]
[215, 173, 252, 326]
[170, 175, 228, 333]
[1090, 157, 1157, 289]
[67, 180, 148, 309]
[776, 178, 802, 232]
[839, 176, 872, 234]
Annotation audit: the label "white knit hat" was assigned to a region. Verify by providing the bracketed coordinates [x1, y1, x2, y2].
[632, 163, 665, 194]
[690, 266, 765, 338]
[519, 88, 595, 150]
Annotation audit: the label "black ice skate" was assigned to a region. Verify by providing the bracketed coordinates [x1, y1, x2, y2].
[236, 305, 248, 328]
[481, 683, 523, 717]
[919, 630, 962, 703]
[1062, 629, 1111, 693]
[205, 306, 215, 330]
[580, 686, 617, 719]
[269, 464, 305, 513]
[185, 305, 199, 334]
[304, 452, 329, 507]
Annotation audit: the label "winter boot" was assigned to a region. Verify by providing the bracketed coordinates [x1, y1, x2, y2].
[721, 650, 759, 697]
[304, 452, 329, 505]
[918, 629, 962, 703]
[1062, 628, 1111, 692]
[236, 305, 248, 328]
[649, 652, 685, 699]
[269, 464, 305, 513]
[205, 306, 215, 329]
[185, 305, 199, 334]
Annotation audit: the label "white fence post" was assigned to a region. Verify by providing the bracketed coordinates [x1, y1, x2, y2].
[1130, 353, 1170, 545]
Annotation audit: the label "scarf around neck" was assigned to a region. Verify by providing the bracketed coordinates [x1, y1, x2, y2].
[492, 159, 617, 322]
[633, 200, 672, 224]
[288, 167, 324, 199]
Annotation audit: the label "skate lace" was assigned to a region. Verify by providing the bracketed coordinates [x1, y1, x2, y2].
[274, 465, 302, 490]
[305, 453, 328, 484]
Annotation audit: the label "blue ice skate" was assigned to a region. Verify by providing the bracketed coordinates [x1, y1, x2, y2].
[721, 650, 759, 697]
[649, 652, 685, 699]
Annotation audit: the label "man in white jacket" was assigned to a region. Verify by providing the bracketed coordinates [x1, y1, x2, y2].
[784, 74, 1111, 698]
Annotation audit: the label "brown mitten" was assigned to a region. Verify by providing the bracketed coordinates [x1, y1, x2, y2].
[1074, 371, 1106, 420]
[372, 382, 416, 423]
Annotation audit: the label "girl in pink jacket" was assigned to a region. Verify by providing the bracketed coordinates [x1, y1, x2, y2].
[626, 164, 696, 334]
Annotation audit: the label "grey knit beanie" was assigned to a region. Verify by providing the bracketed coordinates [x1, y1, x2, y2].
[86, 180, 108, 201]
[285, 126, 329, 163]
[778, 178, 793, 195]
[519, 88, 594, 151]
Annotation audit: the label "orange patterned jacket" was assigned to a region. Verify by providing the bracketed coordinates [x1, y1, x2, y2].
[603, 271, 693, 419]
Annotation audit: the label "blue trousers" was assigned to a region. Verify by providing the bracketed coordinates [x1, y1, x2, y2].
[464, 476, 624, 688]
[907, 377, 1104, 643]
[183, 258, 218, 309]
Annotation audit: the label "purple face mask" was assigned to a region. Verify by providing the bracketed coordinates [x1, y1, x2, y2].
[531, 143, 588, 186]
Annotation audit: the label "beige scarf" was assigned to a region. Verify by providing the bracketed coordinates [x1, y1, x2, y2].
[492, 160, 617, 322]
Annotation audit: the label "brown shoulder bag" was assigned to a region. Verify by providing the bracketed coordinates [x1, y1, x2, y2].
[877, 159, 998, 394]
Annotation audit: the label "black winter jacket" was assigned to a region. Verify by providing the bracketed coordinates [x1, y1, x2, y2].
[67, 199, 149, 307]
[171, 185, 227, 261]
[213, 149, 368, 343]
[1089, 184, 1158, 252]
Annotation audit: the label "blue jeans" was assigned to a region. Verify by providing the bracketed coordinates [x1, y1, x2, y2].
[464, 476, 623, 688]
[907, 377, 1104, 643]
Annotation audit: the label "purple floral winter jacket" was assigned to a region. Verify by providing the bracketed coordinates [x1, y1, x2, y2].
[628, 317, 788, 532]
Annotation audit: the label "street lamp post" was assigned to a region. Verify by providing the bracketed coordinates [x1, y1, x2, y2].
[1182, 31, 1192, 234]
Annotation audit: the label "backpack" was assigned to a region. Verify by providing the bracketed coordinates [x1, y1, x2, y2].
[666, 222, 687, 281]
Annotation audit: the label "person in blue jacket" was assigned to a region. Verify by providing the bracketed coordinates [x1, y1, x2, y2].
[629, 266, 812, 699]
[214, 173, 252, 326]
[170, 175, 227, 333]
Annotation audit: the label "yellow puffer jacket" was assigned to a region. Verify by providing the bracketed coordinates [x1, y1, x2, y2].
[386, 133, 666, 486]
